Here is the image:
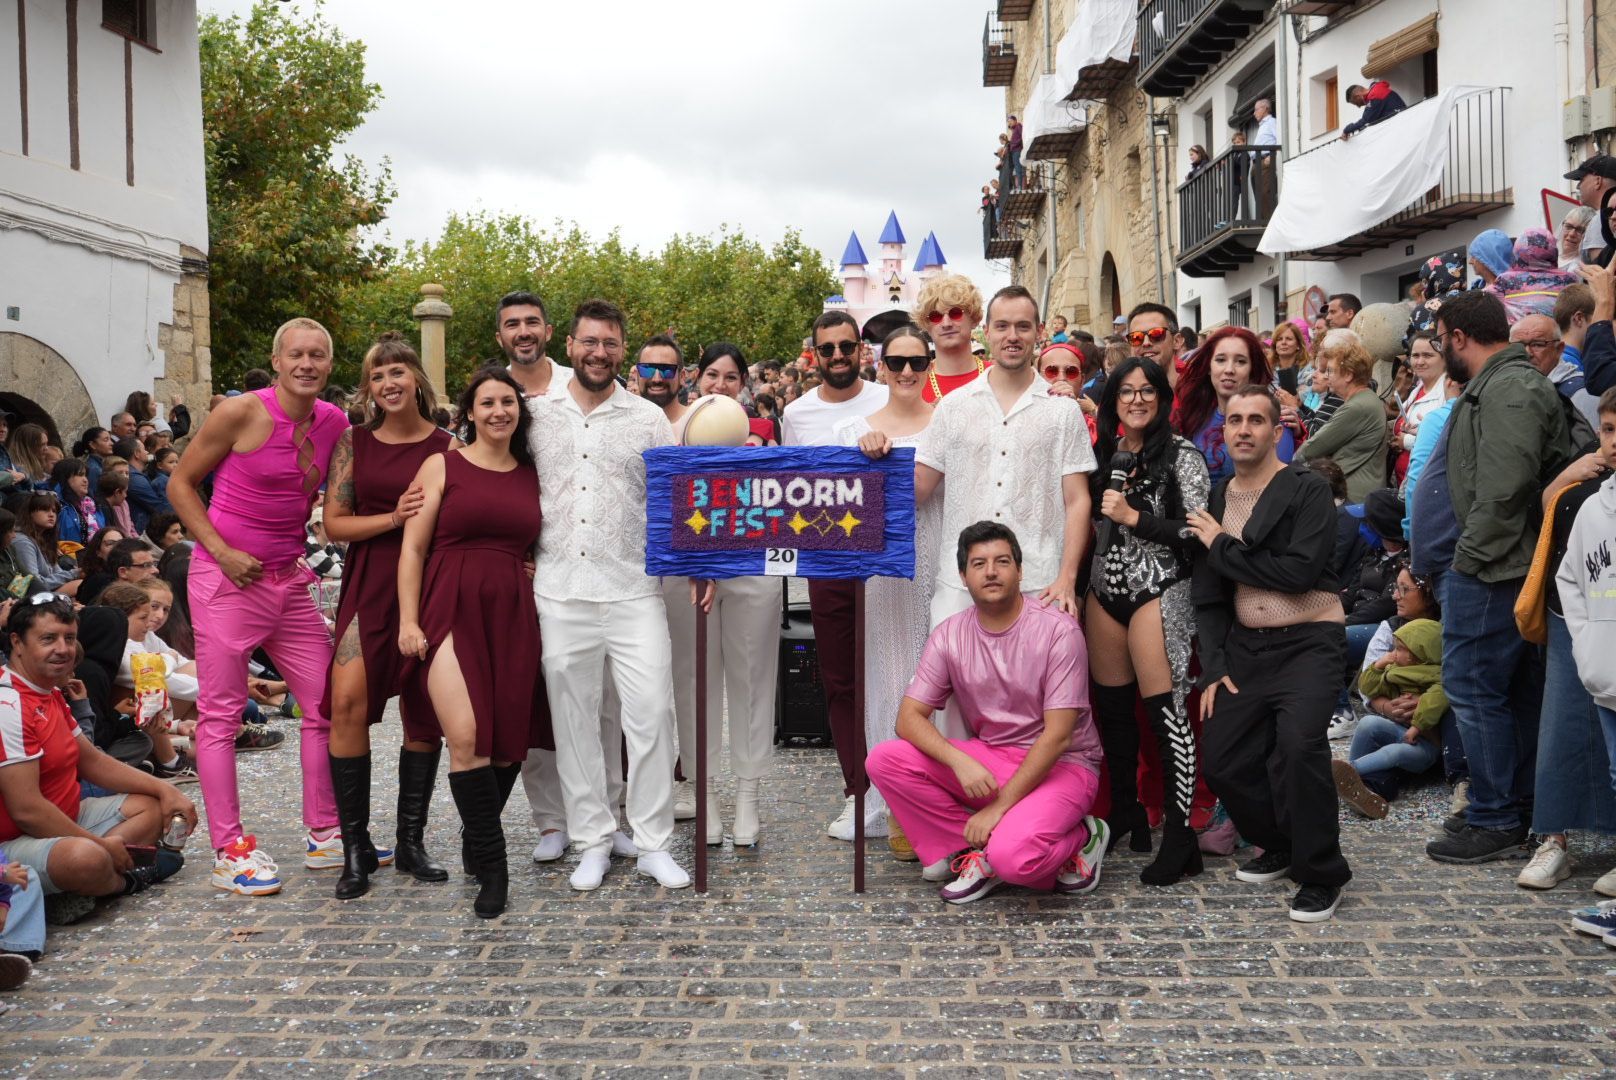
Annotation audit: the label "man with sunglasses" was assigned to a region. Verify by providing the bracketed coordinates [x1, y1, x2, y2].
[913, 275, 990, 404]
[781, 311, 889, 838]
[1127, 303, 1181, 387]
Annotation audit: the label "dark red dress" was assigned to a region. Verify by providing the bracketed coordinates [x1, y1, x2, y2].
[402, 450, 552, 761]
[326, 425, 453, 738]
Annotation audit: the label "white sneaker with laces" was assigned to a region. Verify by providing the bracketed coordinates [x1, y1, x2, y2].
[569, 848, 611, 891]
[610, 830, 639, 858]
[1516, 837, 1571, 890]
[827, 796, 856, 840]
[532, 829, 568, 863]
[827, 796, 889, 841]
[1326, 707, 1357, 741]
[212, 836, 282, 896]
[672, 780, 697, 821]
[304, 830, 395, 871]
[636, 850, 691, 889]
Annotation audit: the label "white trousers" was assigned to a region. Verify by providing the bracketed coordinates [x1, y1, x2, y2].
[537, 593, 677, 855]
[929, 585, 976, 741]
[662, 575, 780, 783]
[521, 657, 624, 834]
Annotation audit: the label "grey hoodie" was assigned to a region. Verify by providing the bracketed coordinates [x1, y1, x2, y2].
[1558, 472, 1616, 710]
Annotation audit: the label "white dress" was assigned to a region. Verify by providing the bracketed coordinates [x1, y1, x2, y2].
[834, 415, 941, 808]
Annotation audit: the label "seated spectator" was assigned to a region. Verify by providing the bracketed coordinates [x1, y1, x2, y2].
[1294, 329, 1389, 504]
[48, 459, 103, 547]
[73, 605, 152, 771]
[143, 512, 187, 556]
[112, 438, 169, 534]
[71, 428, 114, 493]
[1342, 80, 1407, 138]
[77, 538, 154, 607]
[4, 425, 51, 490]
[867, 522, 1108, 905]
[1492, 229, 1578, 324]
[97, 583, 198, 782]
[0, 849, 43, 989]
[0, 597, 196, 923]
[75, 527, 125, 599]
[7, 493, 80, 596]
[0, 510, 20, 593]
[1333, 619, 1447, 818]
[145, 447, 178, 507]
[96, 473, 135, 538]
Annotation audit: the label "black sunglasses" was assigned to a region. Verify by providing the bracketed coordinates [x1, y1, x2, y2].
[814, 341, 860, 360]
[882, 355, 933, 372]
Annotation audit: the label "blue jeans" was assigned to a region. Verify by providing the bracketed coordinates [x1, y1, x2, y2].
[1439, 571, 1541, 830]
[0, 869, 46, 958]
[1531, 613, 1616, 834]
[1599, 705, 1616, 799]
[1349, 713, 1440, 782]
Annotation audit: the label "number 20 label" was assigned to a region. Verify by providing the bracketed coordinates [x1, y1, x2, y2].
[764, 548, 798, 576]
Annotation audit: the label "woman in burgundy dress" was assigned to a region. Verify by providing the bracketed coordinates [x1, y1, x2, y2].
[323, 333, 455, 900]
[399, 366, 551, 918]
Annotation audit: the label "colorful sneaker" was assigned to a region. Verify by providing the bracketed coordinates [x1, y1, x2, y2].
[305, 831, 395, 870]
[1569, 899, 1616, 939]
[1517, 837, 1571, 890]
[938, 850, 1001, 904]
[212, 836, 283, 896]
[1055, 816, 1109, 894]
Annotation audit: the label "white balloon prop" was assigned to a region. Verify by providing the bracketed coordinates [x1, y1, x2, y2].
[682, 394, 750, 447]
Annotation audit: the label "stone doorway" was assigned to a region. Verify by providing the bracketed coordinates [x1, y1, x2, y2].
[0, 333, 98, 446]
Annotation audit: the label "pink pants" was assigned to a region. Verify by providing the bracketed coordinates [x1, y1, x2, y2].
[191, 558, 337, 851]
[867, 737, 1099, 891]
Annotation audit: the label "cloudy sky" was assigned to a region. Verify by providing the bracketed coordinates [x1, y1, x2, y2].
[205, 0, 1012, 293]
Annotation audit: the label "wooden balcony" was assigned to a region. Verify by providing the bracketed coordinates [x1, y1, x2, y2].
[997, 0, 1035, 21]
[1137, 0, 1269, 98]
[1065, 57, 1135, 102]
[998, 163, 1050, 219]
[982, 12, 1017, 87]
[1176, 147, 1279, 277]
[1280, 0, 1361, 15]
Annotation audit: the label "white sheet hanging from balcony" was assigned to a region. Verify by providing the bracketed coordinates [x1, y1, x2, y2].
[1020, 73, 1086, 155]
[1054, 0, 1135, 94]
[1257, 85, 1488, 255]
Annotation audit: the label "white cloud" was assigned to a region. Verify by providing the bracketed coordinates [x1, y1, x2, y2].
[204, 0, 1013, 300]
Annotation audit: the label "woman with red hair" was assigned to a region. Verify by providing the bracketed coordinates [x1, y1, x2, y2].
[1172, 325, 1296, 485]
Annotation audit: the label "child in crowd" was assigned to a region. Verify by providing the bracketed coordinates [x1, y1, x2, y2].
[0, 850, 43, 990]
[1332, 618, 1446, 819]
[97, 582, 198, 783]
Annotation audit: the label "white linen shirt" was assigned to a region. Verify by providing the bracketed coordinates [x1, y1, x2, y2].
[527, 383, 674, 602]
[916, 373, 1095, 593]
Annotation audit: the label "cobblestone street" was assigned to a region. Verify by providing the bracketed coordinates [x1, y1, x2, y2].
[3, 710, 1615, 1079]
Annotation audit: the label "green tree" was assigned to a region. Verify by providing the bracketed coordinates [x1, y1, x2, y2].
[200, 0, 394, 389]
[340, 212, 838, 393]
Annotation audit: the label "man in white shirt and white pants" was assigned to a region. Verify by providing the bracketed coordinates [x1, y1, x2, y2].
[527, 298, 689, 891]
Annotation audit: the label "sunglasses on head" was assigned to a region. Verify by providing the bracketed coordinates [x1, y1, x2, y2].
[814, 341, 860, 360]
[925, 307, 968, 325]
[1127, 327, 1171, 346]
[635, 363, 677, 380]
[882, 354, 933, 373]
[1042, 364, 1082, 381]
[27, 592, 71, 606]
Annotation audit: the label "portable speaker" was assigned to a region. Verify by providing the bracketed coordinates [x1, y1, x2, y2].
[775, 589, 833, 746]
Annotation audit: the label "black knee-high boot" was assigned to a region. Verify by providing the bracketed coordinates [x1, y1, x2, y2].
[1139, 691, 1204, 885]
[461, 762, 523, 874]
[1092, 681, 1152, 853]
[448, 765, 508, 918]
[329, 753, 378, 900]
[395, 747, 448, 882]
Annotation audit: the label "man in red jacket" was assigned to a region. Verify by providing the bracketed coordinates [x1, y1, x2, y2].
[1343, 81, 1407, 138]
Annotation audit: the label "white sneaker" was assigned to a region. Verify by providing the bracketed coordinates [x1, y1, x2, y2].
[921, 856, 955, 882]
[532, 829, 568, 863]
[212, 836, 282, 896]
[304, 830, 395, 871]
[827, 796, 889, 842]
[610, 830, 639, 858]
[827, 796, 856, 840]
[672, 780, 697, 821]
[569, 848, 611, 891]
[1517, 837, 1571, 890]
[1594, 866, 1616, 898]
[1326, 708, 1357, 741]
[636, 850, 691, 889]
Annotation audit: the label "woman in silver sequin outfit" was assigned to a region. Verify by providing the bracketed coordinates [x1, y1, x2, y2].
[1085, 357, 1210, 885]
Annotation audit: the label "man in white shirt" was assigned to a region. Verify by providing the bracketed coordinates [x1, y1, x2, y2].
[498, 291, 572, 400]
[527, 299, 690, 892]
[781, 311, 889, 839]
[862, 286, 1095, 738]
[1251, 98, 1279, 217]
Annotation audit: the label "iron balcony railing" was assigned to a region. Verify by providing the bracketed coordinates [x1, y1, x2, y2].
[1177, 146, 1281, 265]
[1137, 0, 1267, 97]
[982, 12, 1017, 87]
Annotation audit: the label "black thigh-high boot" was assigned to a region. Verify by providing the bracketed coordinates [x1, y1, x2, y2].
[1139, 691, 1204, 885]
[1091, 680, 1151, 853]
[395, 746, 448, 882]
[460, 762, 523, 875]
[448, 765, 508, 918]
[328, 753, 378, 900]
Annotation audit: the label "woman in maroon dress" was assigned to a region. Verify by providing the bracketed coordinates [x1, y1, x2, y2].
[399, 366, 550, 918]
[323, 333, 456, 899]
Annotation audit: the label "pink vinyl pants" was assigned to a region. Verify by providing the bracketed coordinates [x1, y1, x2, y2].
[190, 558, 337, 851]
[867, 737, 1099, 891]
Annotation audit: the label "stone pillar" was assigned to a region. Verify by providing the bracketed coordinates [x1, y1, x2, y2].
[412, 283, 453, 398]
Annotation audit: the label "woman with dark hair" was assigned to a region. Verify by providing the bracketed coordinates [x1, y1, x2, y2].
[1172, 324, 1294, 485]
[49, 458, 103, 545]
[664, 342, 782, 847]
[397, 365, 550, 918]
[146, 447, 179, 505]
[143, 511, 186, 553]
[8, 492, 80, 594]
[1185, 144, 1212, 180]
[1086, 357, 1210, 884]
[321, 333, 455, 899]
[157, 540, 196, 658]
[78, 525, 124, 580]
[696, 343, 775, 445]
[74, 426, 115, 492]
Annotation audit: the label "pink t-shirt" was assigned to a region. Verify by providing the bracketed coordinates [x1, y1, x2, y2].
[904, 595, 1100, 773]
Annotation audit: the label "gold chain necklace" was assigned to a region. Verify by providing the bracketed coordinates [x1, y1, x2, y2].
[928, 354, 986, 400]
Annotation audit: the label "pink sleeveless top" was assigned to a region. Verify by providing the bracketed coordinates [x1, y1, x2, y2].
[198, 387, 350, 571]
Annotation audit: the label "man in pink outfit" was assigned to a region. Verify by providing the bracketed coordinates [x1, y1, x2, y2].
[168, 317, 368, 897]
[866, 521, 1108, 904]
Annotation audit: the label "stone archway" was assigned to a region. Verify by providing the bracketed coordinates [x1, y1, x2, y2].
[0, 333, 97, 446]
[1100, 253, 1123, 321]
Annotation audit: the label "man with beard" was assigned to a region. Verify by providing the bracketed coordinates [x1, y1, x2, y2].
[1420, 291, 1573, 865]
[912, 275, 989, 404]
[526, 300, 689, 891]
[1126, 302, 1180, 388]
[497, 291, 572, 400]
[781, 311, 889, 839]
[1186, 385, 1350, 922]
[634, 335, 690, 431]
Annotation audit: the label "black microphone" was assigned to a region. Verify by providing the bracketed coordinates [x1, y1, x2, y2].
[1107, 450, 1138, 493]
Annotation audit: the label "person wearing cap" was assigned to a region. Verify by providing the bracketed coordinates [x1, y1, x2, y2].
[1566, 155, 1616, 210]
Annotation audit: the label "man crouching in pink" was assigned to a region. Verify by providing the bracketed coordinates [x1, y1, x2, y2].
[867, 520, 1108, 904]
